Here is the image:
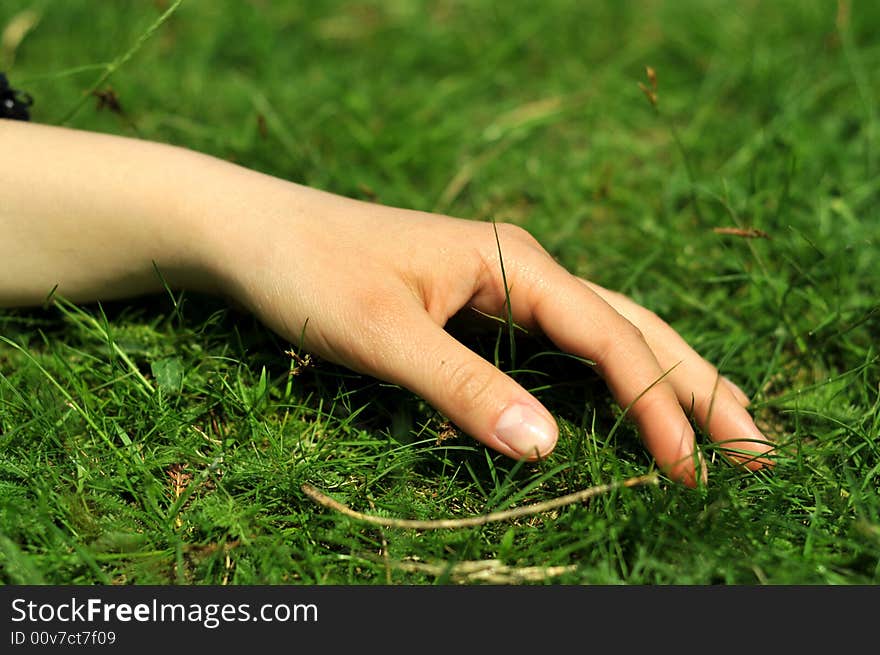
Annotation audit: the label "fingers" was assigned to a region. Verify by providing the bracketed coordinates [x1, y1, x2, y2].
[512, 267, 705, 486]
[721, 376, 751, 408]
[361, 297, 559, 461]
[330, 219, 765, 488]
[582, 281, 775, 470]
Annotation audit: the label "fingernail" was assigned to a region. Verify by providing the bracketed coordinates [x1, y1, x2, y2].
[494, 404, 557, 458]
[721, 376, 751, 407]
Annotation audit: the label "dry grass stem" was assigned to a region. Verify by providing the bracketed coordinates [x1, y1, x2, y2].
[712, 226, 771, 239]
[389, 558, 578, 584]
[301, 473, 660, 530]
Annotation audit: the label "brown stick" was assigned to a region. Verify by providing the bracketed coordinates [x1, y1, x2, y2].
[301, 473, 660, 530]
[388, 558, 578, 583]
[712, 227, 771, 239]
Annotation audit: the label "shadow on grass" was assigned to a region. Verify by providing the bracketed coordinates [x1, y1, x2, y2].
[5, 290, 636, 476]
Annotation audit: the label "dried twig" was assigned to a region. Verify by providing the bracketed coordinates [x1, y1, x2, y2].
[301, 473, 659, 530]
[712, 227, 771, 239]
[385, 558, 578, 584]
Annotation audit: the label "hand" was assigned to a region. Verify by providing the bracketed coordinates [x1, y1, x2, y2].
[213, 187, 774, 487]
[0, 121, 772, 487]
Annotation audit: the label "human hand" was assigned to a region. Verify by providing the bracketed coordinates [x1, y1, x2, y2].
[211, 186, 774, 487]
[0, 120, 771, 487]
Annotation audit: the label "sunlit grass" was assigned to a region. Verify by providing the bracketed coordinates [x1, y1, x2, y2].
[0, 0, 877, 585]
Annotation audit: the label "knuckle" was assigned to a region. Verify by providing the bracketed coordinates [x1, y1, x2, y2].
[441, 357, 497, 411]
[594, 320, 646, 366]
[630, 384, 672, 414]
[636, 306, 662, 326]
[493, 222, 542, 249]
[628, 322, 647, 344]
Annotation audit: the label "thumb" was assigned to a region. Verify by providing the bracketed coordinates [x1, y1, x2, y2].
[373, 311, 558, 460]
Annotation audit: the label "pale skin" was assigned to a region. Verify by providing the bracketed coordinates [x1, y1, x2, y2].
[0, 119, 774, 487]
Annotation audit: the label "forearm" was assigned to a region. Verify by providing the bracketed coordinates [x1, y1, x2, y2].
[0, 120, 309, 307]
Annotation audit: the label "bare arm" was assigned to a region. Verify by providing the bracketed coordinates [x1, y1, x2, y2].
[0, 119, 773, 486]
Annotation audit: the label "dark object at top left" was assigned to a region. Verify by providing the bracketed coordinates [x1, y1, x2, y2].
[1, 73, 33, 121]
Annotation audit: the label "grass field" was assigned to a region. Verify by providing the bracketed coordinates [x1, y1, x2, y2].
[1, 0, 878, 585]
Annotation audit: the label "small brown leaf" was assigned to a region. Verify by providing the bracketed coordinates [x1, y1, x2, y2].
[712, 227, 771, 239]
[637, 82, 658, 107]
[645, 66, 657, 90]
[435, 421, 460, 445]
[167, 463, 193, 501]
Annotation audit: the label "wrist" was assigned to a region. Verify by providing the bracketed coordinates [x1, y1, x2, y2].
[169, 151, 312, 307]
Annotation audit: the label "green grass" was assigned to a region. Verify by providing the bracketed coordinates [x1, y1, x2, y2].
[1, 0, 878, 585]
